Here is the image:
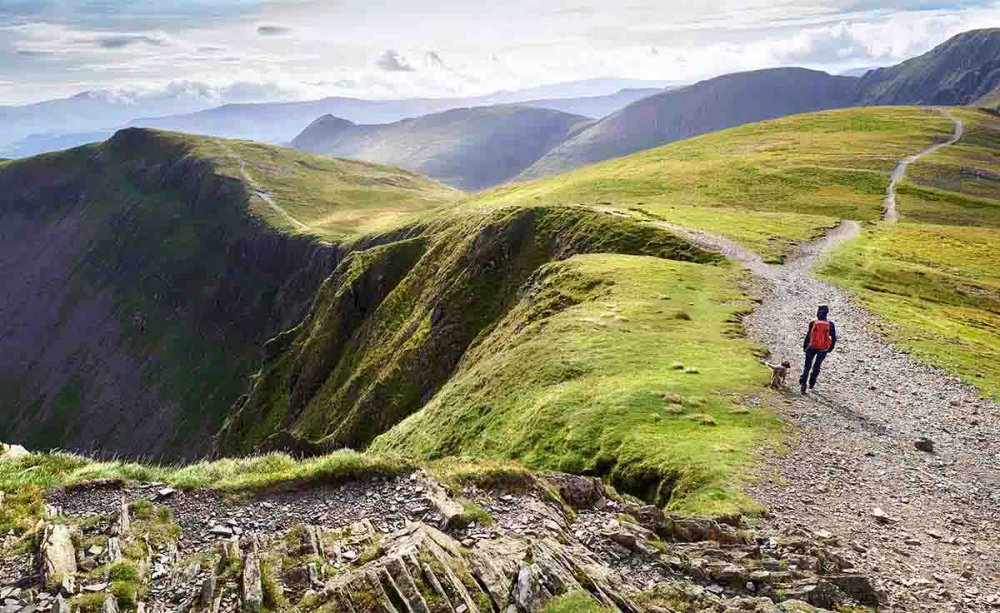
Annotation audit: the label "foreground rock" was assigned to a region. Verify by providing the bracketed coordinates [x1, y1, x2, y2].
[0, 472, 882, 612]
[40, 524, 78, 592]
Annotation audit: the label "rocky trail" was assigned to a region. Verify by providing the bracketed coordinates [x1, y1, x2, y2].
[659, 109, 999, 611]
[0, 471, 882, 613]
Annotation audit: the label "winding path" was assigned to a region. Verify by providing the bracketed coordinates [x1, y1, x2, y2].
[661, 110, 998, 611]
[218, 143, 309, 231]
[883, 108, 965, 222]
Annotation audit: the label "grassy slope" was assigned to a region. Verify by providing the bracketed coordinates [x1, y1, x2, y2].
[372, 254, 781, 515]
[976, 85, 1000, 111]
[0, 130, 460, 457]
[467, 107, 954, 262]
[822, 108, 1000, 400]
[180, 134, 462, 240]
[221, 107, 976, 515]
[7, 107, 989, 521]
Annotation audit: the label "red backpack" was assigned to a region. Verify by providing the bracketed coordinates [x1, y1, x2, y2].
[809, 320, 833, 351]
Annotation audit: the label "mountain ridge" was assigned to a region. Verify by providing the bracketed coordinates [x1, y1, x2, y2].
[0, 128, 458, 459]
[519, 67, 858, 180]
[516, 29, 1000, 179]
[290, 105, 593, 190]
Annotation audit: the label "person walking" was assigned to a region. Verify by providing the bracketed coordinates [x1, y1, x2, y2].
[801, 305, 837, 395]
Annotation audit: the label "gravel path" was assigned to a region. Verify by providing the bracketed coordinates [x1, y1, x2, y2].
[660, 110, 999, 612]
[883, 108, 964, 222]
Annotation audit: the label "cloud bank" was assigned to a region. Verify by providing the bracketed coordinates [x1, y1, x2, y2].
[0, 0, 997, 105]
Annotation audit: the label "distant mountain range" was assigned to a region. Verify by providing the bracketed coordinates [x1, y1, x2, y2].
[518, 68, 858, 180]
[519, 29, 1000, 180]
[292, 106, 592, 190]
[0, 78, 672, 158]
[288, 28, 1000, 189]
[3, 28, 999, 182]
[128, 85, 667, 146]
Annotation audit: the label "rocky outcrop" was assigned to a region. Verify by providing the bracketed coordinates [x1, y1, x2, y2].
[318, 522, 637, 612]
[1, 470, 885, 613]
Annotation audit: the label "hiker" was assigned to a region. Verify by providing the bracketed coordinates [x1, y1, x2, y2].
[801, 304, 837, 395]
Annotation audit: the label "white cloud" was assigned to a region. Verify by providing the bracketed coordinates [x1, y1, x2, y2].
[0, 1, 998, 104]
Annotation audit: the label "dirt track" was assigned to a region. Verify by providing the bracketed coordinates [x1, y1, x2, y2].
[664, 110, 999, 611]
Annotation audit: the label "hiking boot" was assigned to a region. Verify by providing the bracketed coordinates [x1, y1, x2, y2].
[800, 382, 807, 395]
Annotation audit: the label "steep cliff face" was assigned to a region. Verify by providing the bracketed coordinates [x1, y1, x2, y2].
[217, 206, 720, 456]
[0, 130, 411, 458]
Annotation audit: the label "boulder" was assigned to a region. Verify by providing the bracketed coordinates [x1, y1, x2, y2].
[623, 504, 742, 544]
[40, 524, 78, 591]
[827, 573, 881, 606]
[415, 472, 465, 530]
[199, 575, 216, 610]
[544, 474, 607, 509]
[0, 443, 29, 461]
[51, 595, 70, 613]
[114, 497, 130, 536]
[106, 537, 122, 564]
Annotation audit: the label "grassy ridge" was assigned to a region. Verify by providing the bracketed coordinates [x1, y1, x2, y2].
[161, 132, 462, 240]
[822, 108, 1000, 400]
[467, 107, 954, 262]
[373, 254, 782, 515]
[0, 129, 461, 458]
[219, 206, 721, 451]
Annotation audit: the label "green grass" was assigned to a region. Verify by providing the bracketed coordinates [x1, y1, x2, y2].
[373, 254, 783, 516]
[465, 107, 955, 261]
[898, 108, 1000, 221]
[0, 449, 415, 536]
[218, 205, 720, 457]
[180, 134, 462, 240]
[822, 222, 1000, 400]
[822, 108, 1000, 401]
[541, 592, 615, 613]
[0, 128, 462, 458]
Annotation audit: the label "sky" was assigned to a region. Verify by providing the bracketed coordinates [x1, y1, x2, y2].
[1, 0, 999, 105]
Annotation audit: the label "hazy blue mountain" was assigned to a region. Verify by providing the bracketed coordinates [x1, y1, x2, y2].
[292, 105, 592, 190]
[0, 89, 217, 150]
[132, 80, 671, 146]
[520, 68, 858, 179]
[0, 131, 113, 159]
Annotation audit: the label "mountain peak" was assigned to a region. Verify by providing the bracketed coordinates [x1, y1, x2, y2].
[857, 27, 1000, 105]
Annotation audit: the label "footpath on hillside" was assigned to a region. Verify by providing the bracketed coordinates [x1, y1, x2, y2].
[217, 142, 310, 231]
[659, 110, 998, 612]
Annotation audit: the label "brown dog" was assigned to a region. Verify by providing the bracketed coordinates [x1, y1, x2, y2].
[767, 361, 792, 390]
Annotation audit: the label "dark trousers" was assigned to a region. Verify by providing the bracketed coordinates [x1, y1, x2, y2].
[800, 348, 828, 388]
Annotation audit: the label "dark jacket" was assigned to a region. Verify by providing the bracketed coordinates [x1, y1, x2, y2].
[803, 319, 837, 352]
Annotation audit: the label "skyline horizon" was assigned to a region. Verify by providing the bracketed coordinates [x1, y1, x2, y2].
[1, 1, 998, 107]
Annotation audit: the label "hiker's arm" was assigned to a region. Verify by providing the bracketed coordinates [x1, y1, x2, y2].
[803, 321, 813, 351]
[829, 321, 837, 351]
